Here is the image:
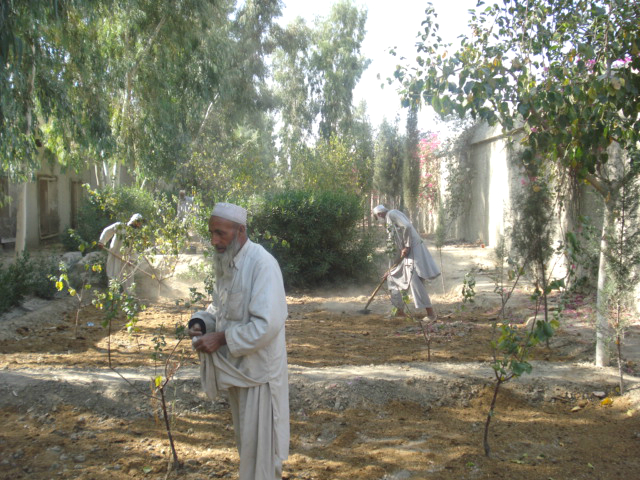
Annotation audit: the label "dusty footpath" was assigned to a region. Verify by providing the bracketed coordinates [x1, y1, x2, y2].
[1, 244, 640, 479]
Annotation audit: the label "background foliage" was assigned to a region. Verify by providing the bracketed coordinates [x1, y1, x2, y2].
[249, 190, 376, 287]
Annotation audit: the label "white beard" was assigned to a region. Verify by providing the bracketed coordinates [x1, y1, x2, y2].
[213, 234, 241, 283]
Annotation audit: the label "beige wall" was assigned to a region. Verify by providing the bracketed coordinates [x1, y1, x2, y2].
[2, 163, 93, 249]
[441, 123, 518, 246]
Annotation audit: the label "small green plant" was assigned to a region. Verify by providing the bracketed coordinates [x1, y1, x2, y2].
[434, 197, 447, 294]
[93, 280, 146, 365]
[484, 315, 556, 457]
[483, 229, 564, 457]
[51, 260, 101, 338]
[461, 268, 477, 306]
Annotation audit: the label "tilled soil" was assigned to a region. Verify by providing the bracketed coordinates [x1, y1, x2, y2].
[1, 246, 640, 479]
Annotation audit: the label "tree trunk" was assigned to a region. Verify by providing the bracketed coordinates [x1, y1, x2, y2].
[15, 42, 36, 255]
[15, 183, 28, 254]
[595, 203, 612, 367]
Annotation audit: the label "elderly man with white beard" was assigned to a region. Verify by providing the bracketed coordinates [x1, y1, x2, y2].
[188, 202, 289, 480]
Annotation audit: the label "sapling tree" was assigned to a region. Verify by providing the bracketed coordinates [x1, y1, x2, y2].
[484, 313, 554, 457]
[149, 323, 190, 471]
[51, 260, 101, 339]
[93, 277, 192, 471]
[601, 171, 640, 393]
[510, 164, 557, 326]
[490, 235, 523, 319]
[434, 197, 447, 294]
[396, 292, 439, 361]
[92, 280, 146, 364]
[482, 170, 565, 457]
[50, 235, 103, 338]
[484, 235, 564, 457]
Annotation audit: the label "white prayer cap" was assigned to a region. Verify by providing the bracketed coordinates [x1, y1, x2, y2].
[373, 205, 388, 215]
[211, 202, 247, 226]
[127, 213, 143, 226]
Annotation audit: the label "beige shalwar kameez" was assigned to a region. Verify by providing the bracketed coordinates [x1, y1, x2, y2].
[385, 209, 441, 310]
[99, 222, 136, 289]
[192, 239, 289, 480]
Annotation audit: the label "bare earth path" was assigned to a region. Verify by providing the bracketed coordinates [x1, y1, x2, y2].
[1, 245, 640, 479]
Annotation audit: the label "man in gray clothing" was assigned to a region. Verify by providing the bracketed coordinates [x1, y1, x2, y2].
[373, 205, 440, 320]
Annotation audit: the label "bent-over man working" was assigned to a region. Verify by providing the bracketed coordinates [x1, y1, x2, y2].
[188, 202, 289, 480]
[98, 213, 143, 291]
[373, 204, 440, 320]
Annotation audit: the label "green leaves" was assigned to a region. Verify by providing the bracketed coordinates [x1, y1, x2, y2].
[249, 189, 375, 287]
[396, 0, 640, 191]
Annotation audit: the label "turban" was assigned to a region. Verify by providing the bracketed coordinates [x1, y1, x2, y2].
[127, 213, 143, 226]
[373, 205, 388, 215]
[211, 202, 247, 226]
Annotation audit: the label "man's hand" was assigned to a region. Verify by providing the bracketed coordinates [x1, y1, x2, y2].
[192, 331, 226, 354]
[97, 243, 104, 250]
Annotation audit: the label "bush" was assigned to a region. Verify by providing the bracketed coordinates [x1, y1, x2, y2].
[27, 254, 60, 299]
[249, 190, 376, 288]
[0, 254, 30, 313]
[0, 252, 60, 314]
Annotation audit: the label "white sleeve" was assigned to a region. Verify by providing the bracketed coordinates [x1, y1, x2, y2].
[99, 223, 119, 246]
[388, 211, 411, 248]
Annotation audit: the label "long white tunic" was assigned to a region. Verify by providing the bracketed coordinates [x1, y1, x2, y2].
[98, 222, 131, 282]
[202, 239, 289, 479]
[386, 209, 441, 288]
[177, 196, 194, 221]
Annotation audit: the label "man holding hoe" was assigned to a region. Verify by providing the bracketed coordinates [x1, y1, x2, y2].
[373, 204, 440, 320]
[98, 213, 144, 291]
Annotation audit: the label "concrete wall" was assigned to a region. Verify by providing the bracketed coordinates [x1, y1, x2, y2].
[438, 120, 607, 284]
[2, 163, 93, 249]
[441, 123, 519, 246]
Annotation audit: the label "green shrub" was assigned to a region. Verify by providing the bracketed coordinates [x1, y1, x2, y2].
[27, 254, 60, 299]
[0, 252, 35, 313]
[249, 190, 376, 288]
[0, 255, 29, 313]
[60, 226, 81, 251]
[66, 189, 112, 250]
[0, 252, 72, 314]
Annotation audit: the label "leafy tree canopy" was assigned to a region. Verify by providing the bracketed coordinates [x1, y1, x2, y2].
[394, 0, 640, 194]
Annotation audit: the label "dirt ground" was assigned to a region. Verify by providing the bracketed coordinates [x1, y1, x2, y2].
[1, 244, 640, 480]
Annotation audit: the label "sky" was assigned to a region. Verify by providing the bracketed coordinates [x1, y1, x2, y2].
[279, 0, 479, 134]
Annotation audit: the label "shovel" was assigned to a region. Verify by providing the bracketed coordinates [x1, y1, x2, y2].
[358, 260, 401, 314]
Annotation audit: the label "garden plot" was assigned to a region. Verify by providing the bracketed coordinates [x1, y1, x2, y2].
[1, 245, 639, 480]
